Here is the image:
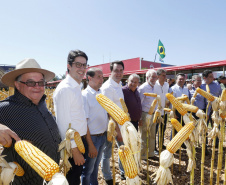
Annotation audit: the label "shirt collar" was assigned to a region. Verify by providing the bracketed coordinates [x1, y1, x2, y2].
[175, 83, 185, 89]
[87, 85, 99, 94]
[66, 74, 83, 88]
[109, 77, 122, 87]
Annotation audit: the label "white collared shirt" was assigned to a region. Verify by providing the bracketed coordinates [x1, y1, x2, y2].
[169, 84, 189, 98]
[154, 80, 169, 115]
[53, 74, 87, 148]
[82, 85, 108, 134]
[101, 77, 124, 108]
[138, 82, 156, 113]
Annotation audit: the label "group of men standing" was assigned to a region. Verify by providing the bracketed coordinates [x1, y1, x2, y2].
[0, 48, 222, 185]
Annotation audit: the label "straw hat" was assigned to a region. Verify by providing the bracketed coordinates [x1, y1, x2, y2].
[1, 58, 55, 87]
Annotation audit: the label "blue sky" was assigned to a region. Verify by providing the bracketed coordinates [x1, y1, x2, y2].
[0, 0, 225, 77]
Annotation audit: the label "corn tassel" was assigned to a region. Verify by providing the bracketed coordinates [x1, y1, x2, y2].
[196, 87, 215, 102]
[74, 131, 85, 154]
[166, 93, 187, 116]
[143, 92, 157, 97]
[148, 99, 157, 115]
[167, 122, 195, 153]
[15, 140, 59, 181]
[181, 103, 199, 113]
[118, 145, 138, 179]
[96, 94, 130, 125]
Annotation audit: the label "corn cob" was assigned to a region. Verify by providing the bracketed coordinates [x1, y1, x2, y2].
[170, 118, 183, 132]
[96, 94, 130, 125]
[118, 145, 138, 179]
[166, 93, 187, 116]
[148, 99, 157, 115]
[13, 162, 25, 176]
[181, 103, 199, 113]
[167, 122, 195, 153]
[220, 89, 226, 101]
[164, 108, 171, 112]
[107, 119, 116, 142]
[176, 95, 188, 101]
[15, 140, 59, 181]
[153, 111, 161, 123]
[196, 87, 215, 102]
[74, 131, 85, 154]
[143, 93, 157, 97]
[120, 98, 128, 114]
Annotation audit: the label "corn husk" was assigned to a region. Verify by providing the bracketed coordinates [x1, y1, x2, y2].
[126, 176, 142, 185]
[47, 173, 69, 185]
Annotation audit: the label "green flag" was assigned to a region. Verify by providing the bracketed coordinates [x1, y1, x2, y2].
[157, 40, 165, 59]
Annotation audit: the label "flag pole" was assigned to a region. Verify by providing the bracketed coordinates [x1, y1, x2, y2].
[154, 53, 157, 62]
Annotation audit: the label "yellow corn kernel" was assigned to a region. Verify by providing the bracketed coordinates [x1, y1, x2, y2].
[107, 119, 116, 142]
[15, 140, 59, 181]
[74, 131, 85, 154]
[170, 118, 183, 132]
[153, 111, 161, 123]
[220, 89, 226, 101]
[143, 93, 157, 97]
[96, 94, 130, 125]
[206, 84, 210, 93]
[166, 122, 195, 153]
[166, 93, 187, 116]
[120, 98, 128, 114]
[148, 99, 157, 115]
[13, 162, 25, 176]
[196, 87, 215, 102]
[181, 103, 199, 113]
[118, 145, 138, 179]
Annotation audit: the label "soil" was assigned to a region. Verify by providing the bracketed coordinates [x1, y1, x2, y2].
[98, 122, 226, 185]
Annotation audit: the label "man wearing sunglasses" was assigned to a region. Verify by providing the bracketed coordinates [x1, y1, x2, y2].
[0, 58, 61, 184]
[53, 49, 90, 185]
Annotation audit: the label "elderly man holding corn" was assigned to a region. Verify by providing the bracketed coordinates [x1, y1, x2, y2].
[0, 58, 61, 184]
[138, 69, 158, 159]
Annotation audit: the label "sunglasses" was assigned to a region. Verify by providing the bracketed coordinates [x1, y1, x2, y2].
[72, 62, 88, 68]
[19, 81, 46, 87]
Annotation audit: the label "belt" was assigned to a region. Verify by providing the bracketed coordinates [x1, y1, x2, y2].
[91, 131, 106, 137]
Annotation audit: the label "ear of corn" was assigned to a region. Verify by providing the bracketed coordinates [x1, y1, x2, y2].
[181, 103, 199, 113]
[164, 108, 171, 112]
[148, 99, 157, 115]
[220, 89, 226, 101]
[153, 111, 161, 123]
[74, 131, 85, 154]
[15, 140, 59, 181]
[13, 162, 25, 176]
[171, 118, 183, 132]
[143, 93, 157, 97]
[176, 95, 188, 101]
[96, 94, 130, 125]
[107, 119, 116, 142]
[118, 145, 138, 179]
[196, 87, 215, 102]
[166, 93, 187, 116]
[120, 98, 128, 114]
[166, 122, 195, 153]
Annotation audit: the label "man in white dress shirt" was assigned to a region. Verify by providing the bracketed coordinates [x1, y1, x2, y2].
[138, 69, 158, 159]
[101, 60, 125, 184]
[53, 50, 91, 184]
[81, 68, 108, 185]
[154, 69, 169, 150]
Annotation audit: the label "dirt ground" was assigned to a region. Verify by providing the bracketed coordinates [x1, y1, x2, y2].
[98, 122, 226, 185]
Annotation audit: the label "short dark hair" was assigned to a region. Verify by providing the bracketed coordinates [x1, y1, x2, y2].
[176, 73, 185, 79]
[110, 60, 124, 72]
[86, 67, 102, 81]
[67, 50, 88, 73]
[202, 70, 212, 78]
[157, 69, 166, 76]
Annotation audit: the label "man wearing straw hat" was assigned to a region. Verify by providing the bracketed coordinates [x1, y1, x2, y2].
[0, 58, 61, 184]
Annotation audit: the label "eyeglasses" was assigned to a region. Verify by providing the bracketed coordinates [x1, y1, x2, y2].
[72, 62, 88, 68]
[19, 81, 46, 87]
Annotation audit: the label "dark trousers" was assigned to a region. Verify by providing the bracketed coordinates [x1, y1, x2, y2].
[155, 114, 167, 149]
[131, 120, 139, 131]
